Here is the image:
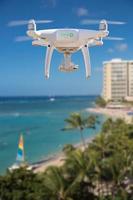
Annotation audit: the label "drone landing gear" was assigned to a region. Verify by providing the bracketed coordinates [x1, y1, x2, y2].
[81, 45, 91, 79]
[44, 44, 54, 79]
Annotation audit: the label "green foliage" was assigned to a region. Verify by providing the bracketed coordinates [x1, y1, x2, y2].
[0, 168, 47, 200]
[63, 144, 75, 156]
[0, 118, 133, 200]
[95, 96, 107, 108]
[62, 112, 98, 147]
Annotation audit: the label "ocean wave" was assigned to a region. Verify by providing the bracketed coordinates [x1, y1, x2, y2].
[2, 142, 8, 146]
[0, 111, 54, 118]
[0, 100, 47, 105]
[0, 126, 41, 137]
[0, 112, 21, 117]
[12, 112, 21, 117]
[0, 141, 8, 148]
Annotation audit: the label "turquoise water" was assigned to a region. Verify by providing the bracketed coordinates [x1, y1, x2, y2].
[0, 96, 103, 173]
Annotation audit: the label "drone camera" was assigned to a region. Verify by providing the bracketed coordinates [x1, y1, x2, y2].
[59, 65, 78, 72]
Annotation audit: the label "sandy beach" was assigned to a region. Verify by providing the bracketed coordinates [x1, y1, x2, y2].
[33, 152, 64, 173]
[33, 136, 94, 173]
[87, 107, 133, 123]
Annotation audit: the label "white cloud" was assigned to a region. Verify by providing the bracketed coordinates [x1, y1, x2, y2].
[41, 0, 57, 8]
[76, 7, 88, 17]
[116, 43, 128, 52]
[49, 0, 56, 7]
[107, 43, 128, 54]
[108, 48, 115, 53]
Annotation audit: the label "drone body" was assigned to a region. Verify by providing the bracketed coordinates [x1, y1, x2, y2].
[27, 20, 109, 79]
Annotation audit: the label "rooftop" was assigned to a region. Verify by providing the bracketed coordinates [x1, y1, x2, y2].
[103, 58, 133, 64]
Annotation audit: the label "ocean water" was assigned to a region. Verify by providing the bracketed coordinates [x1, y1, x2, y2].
[0, 96, 103, 173]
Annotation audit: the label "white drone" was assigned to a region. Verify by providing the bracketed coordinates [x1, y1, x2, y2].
[11, 19, 124, 79]
[26, 19, 110, 79]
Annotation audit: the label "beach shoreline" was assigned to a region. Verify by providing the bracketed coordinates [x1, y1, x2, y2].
[31, 106, 133, 173]
[86, 107, 133, 123]
[33, 136, 95, 173]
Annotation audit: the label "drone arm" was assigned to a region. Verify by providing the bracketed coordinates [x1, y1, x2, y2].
[32, 39, 48, 46]
[81, 45, 91, 79]
[44, 44, 54, 79]
[88, 39, 103, 47]
[27, 30, 41, 40]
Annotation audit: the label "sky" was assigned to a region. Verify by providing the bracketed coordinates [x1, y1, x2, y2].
[0, 0, 133, 96]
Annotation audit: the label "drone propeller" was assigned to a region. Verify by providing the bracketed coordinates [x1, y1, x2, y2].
[15, 36, 32, 42]
[81, 19, 126, 25]
[104, 37, 125, 41]
[8, 19, 53, 27]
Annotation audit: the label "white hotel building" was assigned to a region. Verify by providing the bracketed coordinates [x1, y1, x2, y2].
[103, 59, 133, 101]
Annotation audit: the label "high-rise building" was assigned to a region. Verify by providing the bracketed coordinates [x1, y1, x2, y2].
[103, 59, 133, 101]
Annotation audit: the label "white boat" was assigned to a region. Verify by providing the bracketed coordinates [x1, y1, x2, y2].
[49, 97, 55, 102]
[9, 134, 29, 171]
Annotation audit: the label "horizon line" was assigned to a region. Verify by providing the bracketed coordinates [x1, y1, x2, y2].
[0, 94, 99, 98]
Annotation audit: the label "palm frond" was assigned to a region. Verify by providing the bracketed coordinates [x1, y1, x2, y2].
[61, 126, 76, 131]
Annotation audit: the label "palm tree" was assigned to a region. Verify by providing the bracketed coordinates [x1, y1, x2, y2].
[63, 144, 75, 156]
[62, 149, 95, 198]
[42, 166, 73, 200]
[63, 149, 89, 180]
[62, 113, 98, 148]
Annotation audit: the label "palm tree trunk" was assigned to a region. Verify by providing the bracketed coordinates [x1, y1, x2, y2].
[80, 130, 86, 148]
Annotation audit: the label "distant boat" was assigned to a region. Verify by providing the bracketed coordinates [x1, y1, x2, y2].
[49, 97, 55, 102]
[9, 134, 27, 171]
[16, 134, 25, 163]
[9, 134, 36, 171]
